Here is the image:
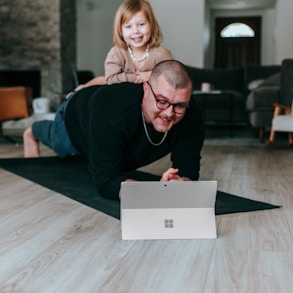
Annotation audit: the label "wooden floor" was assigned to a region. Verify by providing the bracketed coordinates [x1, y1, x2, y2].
[1, 135, 293, 292]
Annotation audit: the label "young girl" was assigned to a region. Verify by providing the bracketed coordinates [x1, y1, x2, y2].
[105, 0, 173, 84]
[68, 0, 173, 96]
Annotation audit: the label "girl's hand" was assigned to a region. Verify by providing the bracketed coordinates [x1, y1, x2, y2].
[135, 71, 151, 83]
[65, 84, 85, 99]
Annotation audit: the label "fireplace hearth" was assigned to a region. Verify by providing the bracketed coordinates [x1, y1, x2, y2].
[0, 70, 41, 98]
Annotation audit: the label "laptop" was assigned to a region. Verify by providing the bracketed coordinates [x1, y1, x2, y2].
[120, 181, 217, 240]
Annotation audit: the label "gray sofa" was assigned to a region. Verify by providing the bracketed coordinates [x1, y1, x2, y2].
[246, 73, 280, 141]
[185, 64, 281, 132]
[246, 59, 293, 141]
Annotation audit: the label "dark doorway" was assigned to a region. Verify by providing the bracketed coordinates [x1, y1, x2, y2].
[214, 17, 261, 68]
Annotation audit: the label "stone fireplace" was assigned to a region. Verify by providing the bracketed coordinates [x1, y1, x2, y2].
[0, 0, 76, 110]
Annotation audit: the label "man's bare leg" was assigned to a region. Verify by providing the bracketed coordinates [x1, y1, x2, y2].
[23, 127, 41, 158]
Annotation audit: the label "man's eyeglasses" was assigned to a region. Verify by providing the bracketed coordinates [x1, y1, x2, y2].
[147, 82, 189, 114]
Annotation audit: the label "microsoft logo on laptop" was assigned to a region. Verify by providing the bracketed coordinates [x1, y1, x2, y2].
[164, 219, 174, 228]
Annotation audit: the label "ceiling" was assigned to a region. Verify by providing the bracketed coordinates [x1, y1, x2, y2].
[206, 0, 276, 10]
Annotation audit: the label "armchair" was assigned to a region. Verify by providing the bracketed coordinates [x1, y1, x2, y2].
[268, 103, 293, 145]
[268, 104, 293, 145]
[267, 59, 293, 145]
[0, 86, 32, 141]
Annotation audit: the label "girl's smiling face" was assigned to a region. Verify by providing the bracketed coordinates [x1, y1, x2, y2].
[122, 11, 151, 49]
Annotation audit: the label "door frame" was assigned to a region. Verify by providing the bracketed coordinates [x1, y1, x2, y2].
[214, 16, 261, 68]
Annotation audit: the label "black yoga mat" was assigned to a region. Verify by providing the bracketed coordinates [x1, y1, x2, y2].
[0, 156, 280, 219]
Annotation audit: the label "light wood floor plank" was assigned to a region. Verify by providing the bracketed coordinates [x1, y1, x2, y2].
[205, 250, 293, 293]
[1, 138, 293, 292]
[99, 240, 215, 293]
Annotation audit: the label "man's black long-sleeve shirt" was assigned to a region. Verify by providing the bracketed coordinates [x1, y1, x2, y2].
[65, 83, 204, 200]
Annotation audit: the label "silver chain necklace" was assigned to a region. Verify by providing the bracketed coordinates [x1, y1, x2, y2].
[141, 109, 168, 146]
[128, 44, 150, 62]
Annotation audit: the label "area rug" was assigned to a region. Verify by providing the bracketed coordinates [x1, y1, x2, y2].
[0, 156, 280, 219]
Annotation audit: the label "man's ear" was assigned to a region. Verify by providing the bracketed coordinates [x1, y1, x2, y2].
[143, 81, 148, 93]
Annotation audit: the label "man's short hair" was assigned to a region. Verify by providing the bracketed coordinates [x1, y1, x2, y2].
[149, 60, 192, 90]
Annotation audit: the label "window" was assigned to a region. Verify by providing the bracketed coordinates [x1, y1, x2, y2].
[220, 22, 255, 38]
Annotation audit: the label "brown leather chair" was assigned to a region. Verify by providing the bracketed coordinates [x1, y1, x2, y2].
[0, 86, 32, 140]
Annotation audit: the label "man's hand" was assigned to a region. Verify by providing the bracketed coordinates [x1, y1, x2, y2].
[119, 171, 191, 200]
[160, 168, 191, 182]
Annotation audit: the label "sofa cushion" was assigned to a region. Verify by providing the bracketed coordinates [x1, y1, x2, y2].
[246, 73, 280, 111]
[244, 64, 280, 94]
[248, 79, 265, 91]
[246, 86, 280, 111]
[258, 73, 280, 87]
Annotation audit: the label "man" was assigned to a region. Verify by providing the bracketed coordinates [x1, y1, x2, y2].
[24, 60, 204, 200]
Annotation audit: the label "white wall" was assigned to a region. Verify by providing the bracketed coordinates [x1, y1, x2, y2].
[261, 9, 276, 65]
[77, 0, 123, 75]
[77, 0, 293, 74]
[149, 0, 205, 67]
[275, 0, 293, 63]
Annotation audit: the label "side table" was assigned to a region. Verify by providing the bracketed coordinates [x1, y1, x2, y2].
[192, 90, 234, 136]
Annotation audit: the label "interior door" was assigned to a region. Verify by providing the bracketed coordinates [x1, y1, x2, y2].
[214, 17, 261, 68]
